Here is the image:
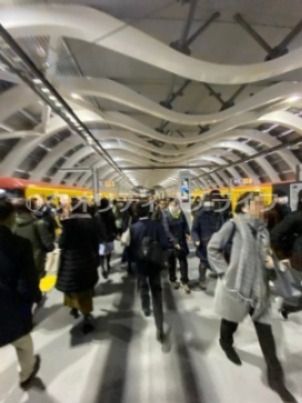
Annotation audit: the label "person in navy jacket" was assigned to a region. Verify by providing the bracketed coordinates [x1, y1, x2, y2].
[192, 194, 224, 290]
[162, 198, 191, 293]
[129, 201, 169, 343]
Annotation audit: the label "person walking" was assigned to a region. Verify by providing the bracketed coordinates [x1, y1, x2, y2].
[163, 198, 191, 293]
[0, 199, 41, 389]
[207, 192, 297, 403]
[129, 202, 169, 342]
[96, 198, 117, 279]
[271, 192, 302, 319]
[192, 194, 224, 290]
[56, 198, 99, 334]
[14, 199, 55, 279]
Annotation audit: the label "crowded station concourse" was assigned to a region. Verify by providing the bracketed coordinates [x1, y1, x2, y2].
[1, 1, 302, 402]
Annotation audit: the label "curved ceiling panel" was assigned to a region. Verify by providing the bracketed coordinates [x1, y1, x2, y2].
[57, 77, 302, 125]
[3, 5, 302, 84]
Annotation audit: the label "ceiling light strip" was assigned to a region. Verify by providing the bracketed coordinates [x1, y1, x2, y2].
[0, 24, 132, 187]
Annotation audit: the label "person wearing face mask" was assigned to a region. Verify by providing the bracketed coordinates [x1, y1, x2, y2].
[265, 190, 291, 232]
[192, 194, 224, 290]
[207, 192, 297, 403]
[162, 198, 191, 293]
[0, 199, 41, 389]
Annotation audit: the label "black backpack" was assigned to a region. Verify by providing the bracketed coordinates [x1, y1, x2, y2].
[137, 230, 164, 267]
[223, 221, 237, 263]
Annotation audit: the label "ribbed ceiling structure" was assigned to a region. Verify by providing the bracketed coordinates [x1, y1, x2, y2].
[1, 1, 302, 191]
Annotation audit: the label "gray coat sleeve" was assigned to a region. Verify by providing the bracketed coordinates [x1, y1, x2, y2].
[207, 220, 235, 275]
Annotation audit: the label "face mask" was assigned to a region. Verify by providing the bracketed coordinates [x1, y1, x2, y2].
[278, 196, 288, 205]
[170, 205, 180, 216]
[203, 201, 213, 208]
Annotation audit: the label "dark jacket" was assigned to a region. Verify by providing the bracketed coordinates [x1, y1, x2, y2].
[271, 211, 302, 270]
[192, 208, 224, 259]
[37, 205, 58, 243]
[56, 214, 99, 294]
[266, 202, 291, 232]
[162, 209, 190, 255]
[96, 208, 117, 243]
[129, 218, 169, 264]
[15, 212, 54, 277]
[0, 225, 40, 347]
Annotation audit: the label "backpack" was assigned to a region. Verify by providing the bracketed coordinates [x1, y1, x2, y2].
[223, 221, 236, 263]
[137, 230, 164, 267]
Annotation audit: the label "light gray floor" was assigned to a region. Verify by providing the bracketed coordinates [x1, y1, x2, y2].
[1, 251, 302, 403]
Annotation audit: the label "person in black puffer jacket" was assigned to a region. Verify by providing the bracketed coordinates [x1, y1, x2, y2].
[56, 198, 99, 334]
[0, 199, 41, 388]
[96, 198, 117, 279]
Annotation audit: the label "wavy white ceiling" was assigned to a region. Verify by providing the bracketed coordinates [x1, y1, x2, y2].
[0, 2, 302, 190]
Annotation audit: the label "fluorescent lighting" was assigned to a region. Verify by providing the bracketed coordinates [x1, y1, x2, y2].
[287, 95, 301, 103]
[55, 102, 63, 108]
[49, 95, 56, 101]
[71, 93, 82, 100]
[32, 78, 43, 84]
[41, 87, 50, 94]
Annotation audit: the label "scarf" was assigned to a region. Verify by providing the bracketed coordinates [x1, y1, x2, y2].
[230, 214, 270, 320]
[168, 206, 181, 219]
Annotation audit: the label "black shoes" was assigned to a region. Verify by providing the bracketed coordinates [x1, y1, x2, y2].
[280, 309, 289, 320]
[143, 308, 151, 317]
[82, 315, 95, 334]
[20, 355, 41, 389]
[267, 369, 297, 403]
[219, 340, 242, 366]
[70, 308, 80, 319]
[102, 269, 109, 279]
[156, 329, 165, 344]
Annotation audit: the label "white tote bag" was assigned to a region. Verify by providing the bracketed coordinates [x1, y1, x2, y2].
[120, 227, 131, 247]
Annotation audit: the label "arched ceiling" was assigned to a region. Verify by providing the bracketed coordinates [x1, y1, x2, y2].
[0, 1, 302, 192]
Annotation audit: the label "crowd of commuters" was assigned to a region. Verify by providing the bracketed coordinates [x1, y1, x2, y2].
[0, 189, 301, 402]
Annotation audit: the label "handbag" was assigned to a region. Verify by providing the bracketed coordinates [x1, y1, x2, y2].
[121, 228, 131, 247]
[272, 260, 302, 301]
[44, 247, 61, 275]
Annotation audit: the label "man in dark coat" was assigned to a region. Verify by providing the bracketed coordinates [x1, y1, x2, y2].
[271, 196, 302, 319]
[0, 199, 41, 388]
[162, 198, 191, 293]
[130, 202, 169, 342]
[192, 194, 224, 290]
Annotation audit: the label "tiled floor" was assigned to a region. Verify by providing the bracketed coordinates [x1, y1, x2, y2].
[1, 253, 302, 403]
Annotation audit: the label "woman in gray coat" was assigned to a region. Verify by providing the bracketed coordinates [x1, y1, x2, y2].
[208, 192, 296, 403]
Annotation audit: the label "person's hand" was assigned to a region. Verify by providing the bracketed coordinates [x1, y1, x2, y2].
[175, 244, 181, 250]
[265, 255, 275, 269]
[186, 234, 191, 242]
[280, 259, 291, 271]
[195, 241, 200, 247]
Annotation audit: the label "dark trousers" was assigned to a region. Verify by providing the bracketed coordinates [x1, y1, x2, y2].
[137, 268, 164, 333]
[220, 317, 283, 376]
[197, 241, 210, 282]
[167, 249, 189, 284]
